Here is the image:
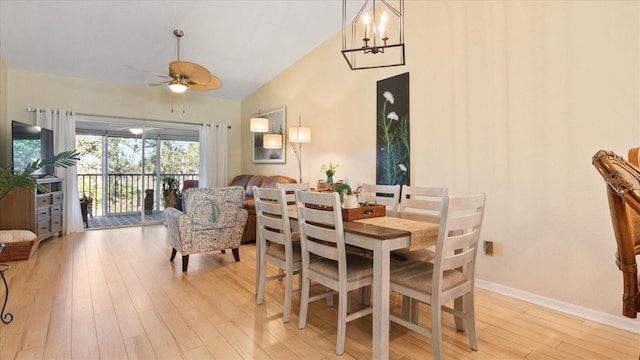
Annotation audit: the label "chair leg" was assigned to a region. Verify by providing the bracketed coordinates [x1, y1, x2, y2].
[465, 293, 478, 351]
[359, 285, 371, 306]
[401, 295, 411, 320]
[410, 299, 419, 324]
[232, 248, 240, 261]
[182, 255, 189, 272]
[335, 288, 348, 355]
[454, 296, 466, 331]
[170, 248, 177, 262]
[298, 270, 310, 330]
[256, 255, 267, 305]
[432, 300, 443, 360]
[283, 265, 293, 323]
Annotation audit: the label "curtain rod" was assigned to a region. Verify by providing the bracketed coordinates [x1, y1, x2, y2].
[26, 108, 231, 129]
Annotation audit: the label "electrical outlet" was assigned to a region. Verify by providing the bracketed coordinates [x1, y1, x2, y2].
[483, 240, 494, 255]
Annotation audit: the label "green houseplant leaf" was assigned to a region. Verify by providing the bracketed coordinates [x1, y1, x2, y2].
[0, 150, 80, 201]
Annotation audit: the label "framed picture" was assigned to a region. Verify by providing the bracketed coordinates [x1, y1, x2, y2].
[252, 106, 286, 163]
[376, 72, 410, 186]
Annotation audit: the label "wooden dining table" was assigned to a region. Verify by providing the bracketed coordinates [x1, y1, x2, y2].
[287, 206, 439, 360]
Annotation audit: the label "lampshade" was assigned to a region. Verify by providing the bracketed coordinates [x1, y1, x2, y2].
[168, 79, 188, 93]
[288, 127, 311, 143]
[250, 117, 269, 132]
[129, 128, 143, 135]
[263, 133, 283, 149]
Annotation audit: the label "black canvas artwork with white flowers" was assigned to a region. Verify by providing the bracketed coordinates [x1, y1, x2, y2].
[376, 72, 410, 186]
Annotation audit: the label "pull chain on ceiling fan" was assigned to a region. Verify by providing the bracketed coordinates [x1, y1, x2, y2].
[148, 29, 222, 93]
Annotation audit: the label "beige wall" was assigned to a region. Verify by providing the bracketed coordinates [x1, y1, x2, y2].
[242, 0, 640, 322]
[0, 55, 8, 166]
[4, 69, 242, 180]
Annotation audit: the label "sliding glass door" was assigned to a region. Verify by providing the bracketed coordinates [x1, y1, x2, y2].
[76, 120, 199, 228]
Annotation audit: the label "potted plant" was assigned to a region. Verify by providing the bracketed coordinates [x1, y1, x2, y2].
[0, 150, 80, 201]
[321, 162, 339, 183]
[162, 176, 180, 209]
[334, 182, 352, 205]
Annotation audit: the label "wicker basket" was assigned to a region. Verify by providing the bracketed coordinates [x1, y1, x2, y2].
[0, 230, 41, 261]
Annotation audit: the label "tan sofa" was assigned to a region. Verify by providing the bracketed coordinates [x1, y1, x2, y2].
[229, 174, 297, 242]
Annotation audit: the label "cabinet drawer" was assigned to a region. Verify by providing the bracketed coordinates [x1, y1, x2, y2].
[37, 219, 51, 235]
[36, 194, 52, 207]
[51, 203, 62, 216]
[52, 192, 63, 204]
[50, 215, 62, 235]
[36, 207, 50, 222]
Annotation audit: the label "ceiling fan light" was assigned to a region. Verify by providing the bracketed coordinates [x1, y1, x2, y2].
[168, 79, 188, 93]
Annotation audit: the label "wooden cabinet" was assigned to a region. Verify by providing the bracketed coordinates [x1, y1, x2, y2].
[0, 178, 64, 240]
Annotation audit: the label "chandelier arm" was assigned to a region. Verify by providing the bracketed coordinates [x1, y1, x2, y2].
[380, 0, 402, 17]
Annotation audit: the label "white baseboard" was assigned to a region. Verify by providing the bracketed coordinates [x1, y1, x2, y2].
[475, 279, 640, 334]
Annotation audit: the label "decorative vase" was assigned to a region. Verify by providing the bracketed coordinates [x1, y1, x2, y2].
[343, 194, 359, 209]
[327, 175, 333, 183]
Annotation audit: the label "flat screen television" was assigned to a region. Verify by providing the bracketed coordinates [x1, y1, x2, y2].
[12, 120, 55, 177]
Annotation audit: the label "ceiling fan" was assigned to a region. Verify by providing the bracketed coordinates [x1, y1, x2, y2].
[147, 29, 222, 93]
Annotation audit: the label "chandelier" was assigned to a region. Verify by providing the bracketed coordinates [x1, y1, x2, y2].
[341, 0, 405, 70]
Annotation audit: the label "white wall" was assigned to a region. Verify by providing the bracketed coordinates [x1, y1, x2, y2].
[4, 69, 242, 179]
[242, 0, 640, 327]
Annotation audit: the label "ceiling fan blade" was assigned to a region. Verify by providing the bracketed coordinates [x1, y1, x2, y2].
[148, 80, 170, 87]
[170, 61, 212, 85]
[125, 64, 170, 79]
[188, 74, 223, 91]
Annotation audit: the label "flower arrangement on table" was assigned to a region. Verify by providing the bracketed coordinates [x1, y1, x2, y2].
[320, 162, 339, 183]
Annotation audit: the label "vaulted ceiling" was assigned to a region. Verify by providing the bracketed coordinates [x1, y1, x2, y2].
[0, 0, 356, 101]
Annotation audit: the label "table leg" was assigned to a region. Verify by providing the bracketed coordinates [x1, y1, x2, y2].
[372, 241, 391, 360]
[0, 263, 13, 324]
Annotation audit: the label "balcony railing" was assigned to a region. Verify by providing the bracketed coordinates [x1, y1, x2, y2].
[77, 173, 198, 216]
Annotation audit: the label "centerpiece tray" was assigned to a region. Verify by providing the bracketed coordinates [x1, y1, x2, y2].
[306, 204, 386, 221]
[342, 204, 386, 221]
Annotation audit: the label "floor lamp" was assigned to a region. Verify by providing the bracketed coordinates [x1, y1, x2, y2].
[288, 116, 311, 183]
[250, 114, 311, 183]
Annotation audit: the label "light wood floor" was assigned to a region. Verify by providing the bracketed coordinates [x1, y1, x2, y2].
[0, 225, 638, 359]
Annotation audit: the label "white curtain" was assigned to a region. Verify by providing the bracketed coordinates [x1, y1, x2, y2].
[199, 124, 229, 188]
[36, 108, 84, 234]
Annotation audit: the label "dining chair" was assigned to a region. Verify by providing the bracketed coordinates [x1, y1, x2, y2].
[389, 192, 486, 359]
[254, 186, 301, 323]
[295, 190, 374, 356]
[274, 183, 311, 280]
[358, 183, 401, 212]
[592, 150, 640, 318]
[276, 182, 311, 204]
[392, 186, 448, 263]
[393, 186, 448, 320]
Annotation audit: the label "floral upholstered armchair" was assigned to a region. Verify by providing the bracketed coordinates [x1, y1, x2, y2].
[165, 186, 248, 271]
